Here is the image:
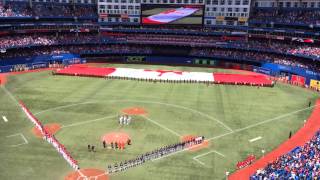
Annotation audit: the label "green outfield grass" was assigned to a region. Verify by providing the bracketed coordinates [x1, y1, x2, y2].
[0, 64, 319, 180]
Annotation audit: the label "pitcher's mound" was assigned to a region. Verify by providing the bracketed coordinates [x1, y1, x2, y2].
[65, 168, 109, 180]
[32, 123, 61, 138]
[101, 132, 131, 144]
[122, 107, 147, 115]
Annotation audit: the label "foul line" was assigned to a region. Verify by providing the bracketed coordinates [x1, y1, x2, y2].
[61, 115, 118, 128]
[153, 104, 319, 164]
[33, 101, 95, 116]
[76, 170, 86, 179]
[207, 103, 318, 142]
[128, 100, 233, 132]
[28, 98, 319, 171]
[6, 133, 29, 147]
[141, 115, 182, 137]
[1, 86, 20, 106]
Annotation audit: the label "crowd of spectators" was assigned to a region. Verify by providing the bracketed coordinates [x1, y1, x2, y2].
[288, 47, 320, 59]
[131, 35, 319, 59]
[123, 34, 222, 46]
[0, 2, 30, 17]
[0, 2, 96, 17]
[230, 40, 320, 59]
[0, 34, 110, 50]
[250, 8, 320, 25]
[109, 34, 320, 59]
[0, 44, 152, 59]
[111, 26, 241, 34]
[1, 33, 320, 71]
[0, 35, 55, 49]
[190, 48, 319, 71]
[1, 43, 318, 71]
[251, 130, 320, 179]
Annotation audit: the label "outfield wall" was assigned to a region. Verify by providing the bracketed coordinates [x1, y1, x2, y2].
[2, 54, 320, 85]
[0, 54, 85, 73]
[86, 55, 320, 84]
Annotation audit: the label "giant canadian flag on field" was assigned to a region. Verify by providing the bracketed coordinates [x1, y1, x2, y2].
[142, 7, 199, 24]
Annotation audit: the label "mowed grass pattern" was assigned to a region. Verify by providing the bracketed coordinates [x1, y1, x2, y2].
[0, 64, 319, 180]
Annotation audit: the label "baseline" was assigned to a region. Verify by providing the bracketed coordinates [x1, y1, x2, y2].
[151, 103, 319, 164]
[206, 102, 318, 142]
[61, 115, 118, 129]
[141, 115, 182, 137]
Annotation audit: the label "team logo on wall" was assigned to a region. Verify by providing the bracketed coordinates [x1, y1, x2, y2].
[126, 56, 146, 63]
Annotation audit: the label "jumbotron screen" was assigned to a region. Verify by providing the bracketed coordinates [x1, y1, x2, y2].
[141, 4, 204, 25]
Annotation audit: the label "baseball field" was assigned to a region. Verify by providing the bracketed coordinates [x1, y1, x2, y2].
[0, 63, 318, 180]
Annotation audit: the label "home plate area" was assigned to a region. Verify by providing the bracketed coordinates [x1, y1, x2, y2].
[32, 123, 61, 138]
[65, 169, 109, 180]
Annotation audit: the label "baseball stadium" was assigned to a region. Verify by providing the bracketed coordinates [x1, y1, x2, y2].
[0, 0, 320, 180]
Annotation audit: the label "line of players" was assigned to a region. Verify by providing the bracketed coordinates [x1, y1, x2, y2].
[106, 76, 212, 85]
[87, 139, 132, 152]
[107, 136, 205, 174]
[119, 114, 131, 125]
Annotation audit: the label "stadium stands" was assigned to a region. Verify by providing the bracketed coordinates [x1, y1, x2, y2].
[288, 47, 320, 59]
[0, 2, 96, 18]
[0, 34, 108, 49]
[1, 33, 319, 62]
[0, 45, 153, 59]
[251, 130, 320, 179]
[190, 48, 320, 71]
[1, 43, 318, 72]
[250, 8, 320, 25]
[0, 1, 320, 179]
[0, 32, 319, 72]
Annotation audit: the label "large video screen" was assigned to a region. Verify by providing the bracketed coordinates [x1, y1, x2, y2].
[141, 4, 203, 25]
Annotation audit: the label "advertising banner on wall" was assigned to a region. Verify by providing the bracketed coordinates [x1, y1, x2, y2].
[310, 79, 320, 90]
[291, 74, 306, 86]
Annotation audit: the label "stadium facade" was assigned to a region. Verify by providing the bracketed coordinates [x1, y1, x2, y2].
[98, 0, 252, 25]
